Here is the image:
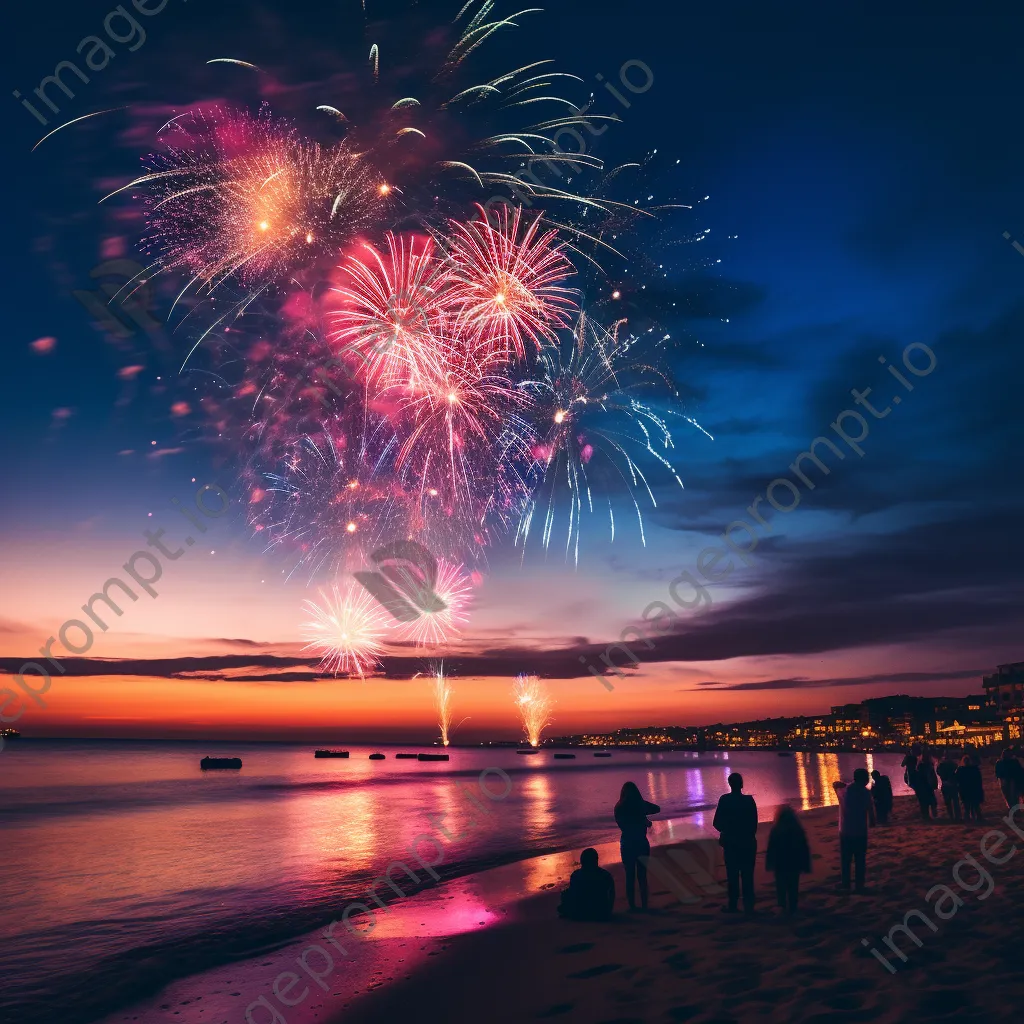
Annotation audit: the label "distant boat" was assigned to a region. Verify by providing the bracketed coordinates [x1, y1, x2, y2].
[200, 756, 242, 770]
[395, 753, 419, 759]
[418, 753, 449, 761]
[314, 750, 349, 758]
[517, 749, 541, 755]
[593, 752, 612, 758]
[554, 753, 576, 759]
[368, 752, 386, 760]
[777, 750, 793, 757]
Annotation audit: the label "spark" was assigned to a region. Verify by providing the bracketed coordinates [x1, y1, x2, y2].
[431, 662, 454, 746]
[397, 560, 473, 647]
[444, 204, 578, 360]
[301, 583, 389, 677]
[513, 674, 553, 747]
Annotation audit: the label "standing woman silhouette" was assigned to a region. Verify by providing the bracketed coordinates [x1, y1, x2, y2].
[614, 781, 661, 910]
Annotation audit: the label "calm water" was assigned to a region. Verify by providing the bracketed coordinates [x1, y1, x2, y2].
[0, 740, 910, 1023]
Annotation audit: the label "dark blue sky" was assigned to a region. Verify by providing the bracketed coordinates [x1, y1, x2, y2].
[3, 0, 1023, 728]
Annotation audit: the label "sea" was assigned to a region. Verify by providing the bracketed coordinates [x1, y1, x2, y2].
[0, 740, 912, 1024]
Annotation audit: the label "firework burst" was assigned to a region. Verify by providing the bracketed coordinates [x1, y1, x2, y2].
[301, 582, 390, 677]
[101, 0, 705, 644]
[132, 107, 388, 294]
[249, 427, 413, 581]
[518, 313, 710, 561]
[444, 205, 578, 360]
[513, 674, 553, 748]
[397, 559, 473, 647]
[326, 233, 447, 389]
[391, 323, 535, 544]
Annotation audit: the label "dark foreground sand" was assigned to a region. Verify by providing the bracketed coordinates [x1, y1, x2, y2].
[339, 795, 1024, 1024]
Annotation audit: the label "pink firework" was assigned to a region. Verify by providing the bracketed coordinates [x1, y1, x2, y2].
[136, 107, 388, 291]
[444, 205, 578, 360]
[397, 559, 473, 647]
[327, 233, 448, 389]
[391, 325, 534, 534]
[301, 583, 389, 677]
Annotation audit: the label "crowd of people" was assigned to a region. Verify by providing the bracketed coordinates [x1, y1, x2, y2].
[901, 745, 1024, 822]
[557, 744, 1024, 922]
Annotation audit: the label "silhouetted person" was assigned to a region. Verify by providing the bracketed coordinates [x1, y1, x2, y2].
[956, 755, 984, 822]
[936, 753, 962, 820]
[558, 848, 615, 921]
[869, 769, 893, 824]
[913, 754, 939, 820]
[614, 781, 660, 911]
[995, 748, 1023, 809]
[901, 747, 920, 788]
[765, 804, 811, 916]
[713, 772, 758, 914]
[835, 768, 874, 892]
[1013, 749, 1024, 806]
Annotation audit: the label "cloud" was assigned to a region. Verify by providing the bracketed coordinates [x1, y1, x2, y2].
[697, 669, 986, 692]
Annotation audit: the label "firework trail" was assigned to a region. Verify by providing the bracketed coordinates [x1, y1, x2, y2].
[430, 662, 454, 746]
[513, 674, 553, 747]
[301, 582, 390, 677]
[517, 313, 710, 562]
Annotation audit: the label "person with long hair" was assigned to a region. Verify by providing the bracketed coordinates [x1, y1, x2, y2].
[765, 804, 811, 916]
[613, 781, 660, 911]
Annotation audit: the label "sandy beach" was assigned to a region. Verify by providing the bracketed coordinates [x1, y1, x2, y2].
[337, 794, 1024, 1024]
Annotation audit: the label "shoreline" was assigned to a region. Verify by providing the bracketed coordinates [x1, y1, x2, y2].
[87, 770, 1018, 1024]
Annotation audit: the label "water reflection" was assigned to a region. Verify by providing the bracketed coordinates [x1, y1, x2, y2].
[685, 768, 705, 806]
[521, 771, 556, 842]
[795, 751, 811, 810]
[817, 753, 842, 805]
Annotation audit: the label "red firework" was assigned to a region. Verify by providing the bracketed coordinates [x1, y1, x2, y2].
[444, 205, 578, 360]
[392, 325, 529, 511]
[326, 233, 448, 390]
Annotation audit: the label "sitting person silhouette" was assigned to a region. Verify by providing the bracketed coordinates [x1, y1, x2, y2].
[557, 848, 616, 921]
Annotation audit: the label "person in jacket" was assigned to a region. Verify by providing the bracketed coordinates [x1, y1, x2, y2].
[901, 747, 920, 788]
[995, 748, 1023, 810]
[936, 753, 962, 820]
[913, 754, 939, 820]
[869, 769, 894, 824]
[765, 803, 811, 916]
[956, 755, 985, 822]
[834, 768, 875, 892]
[713, 773, 758, 914]
[613, 782, 660, 911]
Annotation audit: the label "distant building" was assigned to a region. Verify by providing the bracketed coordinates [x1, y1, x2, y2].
[983, 662, 1024, 711]
[932, 720, 1006, 746]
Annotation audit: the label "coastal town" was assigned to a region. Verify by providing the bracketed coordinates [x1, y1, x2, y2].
[553, 662, 1024, 752]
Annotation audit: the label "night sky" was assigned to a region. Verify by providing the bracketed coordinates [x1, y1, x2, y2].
[3, 0, 1024, 741]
